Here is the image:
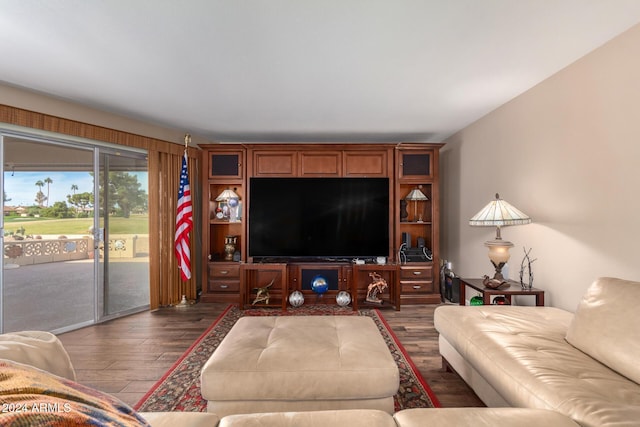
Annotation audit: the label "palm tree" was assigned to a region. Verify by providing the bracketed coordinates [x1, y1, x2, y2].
[71, 184, 78, 194]
[35, 180, 45, 207]
[44, 177, 53, 207]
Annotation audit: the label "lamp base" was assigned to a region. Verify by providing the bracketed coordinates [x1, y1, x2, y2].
[490, 261, 507, 281]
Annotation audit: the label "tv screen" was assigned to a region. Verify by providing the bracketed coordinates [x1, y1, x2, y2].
[249, 177, 389, 261]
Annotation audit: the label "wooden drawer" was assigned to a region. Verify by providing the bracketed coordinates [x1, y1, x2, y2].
[207, 279, 240, 293]
[399, 265, 433, 280]
[401, 281, 434, 294]
[209, 263, 240, 279]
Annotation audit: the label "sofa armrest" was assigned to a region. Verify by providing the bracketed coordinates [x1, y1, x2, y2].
[0, 330, 76, 380]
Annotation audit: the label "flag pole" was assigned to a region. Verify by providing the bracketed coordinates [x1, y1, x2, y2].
[176, 133, 193, 307]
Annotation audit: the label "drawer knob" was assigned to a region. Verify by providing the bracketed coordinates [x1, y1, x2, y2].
[413, 285, 421, 289]
[220, 270, 229, 275]
[413, 271, 422, 276]
[220, 284, 229, 289]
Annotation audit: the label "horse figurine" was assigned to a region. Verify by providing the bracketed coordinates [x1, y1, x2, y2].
[366, 272, 388, 304]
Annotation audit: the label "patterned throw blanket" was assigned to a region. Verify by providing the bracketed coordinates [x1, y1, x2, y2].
[0, 360, 149, 426]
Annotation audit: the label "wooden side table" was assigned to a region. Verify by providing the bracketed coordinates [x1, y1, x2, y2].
[459, 278, 545, 306]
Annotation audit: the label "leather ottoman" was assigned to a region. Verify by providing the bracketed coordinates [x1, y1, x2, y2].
[200, 316, 399, 417]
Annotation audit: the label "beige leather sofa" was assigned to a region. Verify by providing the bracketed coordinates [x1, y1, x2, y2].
[0, 328, 580, 426]
[435, 276, 640, 427]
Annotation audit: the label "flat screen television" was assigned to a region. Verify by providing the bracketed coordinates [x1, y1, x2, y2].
[249, 177, 390, 261]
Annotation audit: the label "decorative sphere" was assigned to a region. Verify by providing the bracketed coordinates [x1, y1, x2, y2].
[336, 291, 351, 307]
[289, 291, 304, 307]
[228, 197, 239, 207]
[311, 275, 329, 294]
[493, 296, 509, 305]
[470, 296, 484, 306]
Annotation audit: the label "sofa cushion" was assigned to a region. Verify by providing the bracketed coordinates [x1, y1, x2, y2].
[565, 277, 640, 384]
[394, 408, 579, 427]
[219, 409, 397, 427]
[139, 411, 219, 427]
[0, 359, 150, 426]
[0, 331, 76, 380]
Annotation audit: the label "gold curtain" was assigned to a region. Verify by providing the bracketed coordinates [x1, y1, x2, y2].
[150, 148, 200, 307]
[1, 104, 201, 309]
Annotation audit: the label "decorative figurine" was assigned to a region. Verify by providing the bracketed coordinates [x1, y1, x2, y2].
[252, 278, 275, 305]
[366, 272, 388, 304]
[519, 247, 537, 290]
[482, 275, 508, 289]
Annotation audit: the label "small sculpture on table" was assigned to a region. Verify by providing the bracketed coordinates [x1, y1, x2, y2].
[366, 272, 388, 305]
[252, 278, 275, 305]
[519, 247, 537, 290]
[482, 275, 508, 289]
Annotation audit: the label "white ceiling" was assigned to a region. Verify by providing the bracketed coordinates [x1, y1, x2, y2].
[2, 1, 640, 143]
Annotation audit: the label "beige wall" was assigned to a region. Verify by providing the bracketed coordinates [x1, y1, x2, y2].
[441, 24, 640, 311]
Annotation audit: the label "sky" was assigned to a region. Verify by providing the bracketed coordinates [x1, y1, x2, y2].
[4, 171, 148, 207]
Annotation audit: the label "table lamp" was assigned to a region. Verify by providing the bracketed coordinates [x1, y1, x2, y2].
[469, 193, 531, 280]
[405, 186, 428, 222]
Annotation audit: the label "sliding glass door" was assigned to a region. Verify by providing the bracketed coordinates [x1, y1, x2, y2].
[98, 149, 149, 318]
[0, 130, 149, 333]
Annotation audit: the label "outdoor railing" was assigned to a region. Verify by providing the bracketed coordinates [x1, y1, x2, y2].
[3, 235, 146, 266]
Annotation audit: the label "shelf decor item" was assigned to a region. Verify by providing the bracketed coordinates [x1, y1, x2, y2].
[470, 295, 484, 306]
[215, 188, 240, 220]
[469, 193, 531, 281]
[311, 275, 329, 294]
[289, 290, 305, 307]
[336, 291, 351, 307]
[252, 278, 274, 305]
[519, 247, 537, 290]
[399, 199, 409, 222]
[405, 186, 428, 222]
[223, 235, 237, 261]
[366, 272, 388, 304]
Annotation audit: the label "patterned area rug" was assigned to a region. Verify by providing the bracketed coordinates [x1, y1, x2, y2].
[135, 304, 440, 412]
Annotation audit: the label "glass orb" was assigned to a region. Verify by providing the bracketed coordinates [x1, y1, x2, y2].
[289, 291, 304, 307]
[311, 275, 329, 294]
[336, 291, 351, 307]
[470, 296, 484, 306]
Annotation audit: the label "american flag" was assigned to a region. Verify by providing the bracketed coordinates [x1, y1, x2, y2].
[175, 151, 193, 281]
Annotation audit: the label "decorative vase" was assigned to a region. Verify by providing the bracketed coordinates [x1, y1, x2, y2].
[224, 235, 237, 261]
[400, 199, 409, 222]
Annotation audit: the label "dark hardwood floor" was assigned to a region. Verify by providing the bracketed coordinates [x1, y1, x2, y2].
[58, 302, 484, 409]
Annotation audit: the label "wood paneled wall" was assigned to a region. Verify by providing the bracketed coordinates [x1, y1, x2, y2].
[0, 104, 201, 309]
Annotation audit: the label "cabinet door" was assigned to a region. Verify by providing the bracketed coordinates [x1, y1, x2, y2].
[253, 151, 297, 176]
[299, 151, 341, 176]
[344, 150, 388, 177]
[209, 150, 243, 179]
[398, 150, 433, 181]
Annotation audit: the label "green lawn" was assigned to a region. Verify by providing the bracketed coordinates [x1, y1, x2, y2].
[4, 216, 148, 235]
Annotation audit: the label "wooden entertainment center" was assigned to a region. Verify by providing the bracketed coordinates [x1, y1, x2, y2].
[199, 143, 442, 309]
